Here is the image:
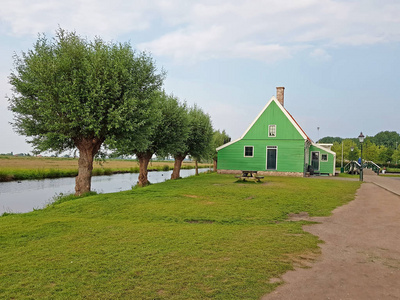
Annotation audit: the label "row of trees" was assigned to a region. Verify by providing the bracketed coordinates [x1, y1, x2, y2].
[320, 131, 400, 149]
[8, 29, 230, 195]
[320, 131, 400, 165]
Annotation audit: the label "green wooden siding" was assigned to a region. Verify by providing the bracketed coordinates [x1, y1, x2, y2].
[243, 101, 303, 140]
[217, 139, 305, 173]
[217, 99, 307, 173]
[217, 98, 334, 175]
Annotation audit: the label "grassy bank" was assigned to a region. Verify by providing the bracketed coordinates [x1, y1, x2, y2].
[0, 173, 360, 299]
[385, 167, 400, 173]
[0, 156, 210, 181]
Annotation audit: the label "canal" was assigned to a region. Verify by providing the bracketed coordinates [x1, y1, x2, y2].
[0, 168, 209, 215]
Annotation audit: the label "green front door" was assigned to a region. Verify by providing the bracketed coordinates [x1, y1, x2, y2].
[311, 151, 319, 171]
[267, 146, 277, 170]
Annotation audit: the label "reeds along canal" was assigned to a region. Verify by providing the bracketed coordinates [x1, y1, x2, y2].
[0, 168, 209, 215]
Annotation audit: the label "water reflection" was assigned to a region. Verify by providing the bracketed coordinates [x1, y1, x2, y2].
[0, 168, 208, 214]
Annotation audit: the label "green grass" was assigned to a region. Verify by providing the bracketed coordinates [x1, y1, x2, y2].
[385, 167, 400, 173]
[381, 174, 400, 177]
[0, 168, 78, 181]
[337, 172, 359, 178]
[0, 173, 360, 299]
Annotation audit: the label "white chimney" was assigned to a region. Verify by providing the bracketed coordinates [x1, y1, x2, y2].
[276, 87, 285, 107]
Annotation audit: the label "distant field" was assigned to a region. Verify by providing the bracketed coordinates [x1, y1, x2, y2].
[0, 156, 210, 181]
[0, 155, 206, 170]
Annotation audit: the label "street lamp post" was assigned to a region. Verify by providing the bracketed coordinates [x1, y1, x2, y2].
[350, 147, 354, 174]
[358, 132, 365, 181]
[341, 141, 344, 173]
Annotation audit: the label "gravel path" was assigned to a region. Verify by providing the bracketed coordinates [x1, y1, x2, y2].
[262, 174, 400, 300]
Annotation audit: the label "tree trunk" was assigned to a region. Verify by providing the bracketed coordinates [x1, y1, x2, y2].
[74, 137, 104, 196]
[171, 154, 185, 179]
[195, 159, 199, 175]
[136, 151, 153, 187]
[213, 159, 217, 172]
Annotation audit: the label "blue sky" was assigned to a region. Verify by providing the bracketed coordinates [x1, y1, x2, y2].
[1, 0, 399, 154]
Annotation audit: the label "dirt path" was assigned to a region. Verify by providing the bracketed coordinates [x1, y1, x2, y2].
[262, 176, 400, 300]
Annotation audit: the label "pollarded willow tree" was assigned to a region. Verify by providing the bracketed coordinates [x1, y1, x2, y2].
[170, 105, 213, 179]
[111, 91, 190, 186]
[211, 129, 231, 172]
[8, 28, 164, 195]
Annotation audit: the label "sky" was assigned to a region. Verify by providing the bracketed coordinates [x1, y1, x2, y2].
[0, 0, 399, 154]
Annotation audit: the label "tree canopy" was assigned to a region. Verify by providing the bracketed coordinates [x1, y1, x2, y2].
[370, 131, 400, 149]
[8, 28, 165, 194]
[318, 136, 343, 144]
[170, 105, 213, 179]
[211, 129, 231, 171]
[111, 91, 190, 186]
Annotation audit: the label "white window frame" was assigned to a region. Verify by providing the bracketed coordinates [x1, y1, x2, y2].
[321, 154, 328, 162]
[244, 146, 254, 157]
[268, 125, 276, 137]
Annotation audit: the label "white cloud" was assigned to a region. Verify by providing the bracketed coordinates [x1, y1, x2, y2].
[0, 0, 156, 38]
[310, 48, 332, 61]
[138, 0, 400, 62]
[1, 0, 400, 62]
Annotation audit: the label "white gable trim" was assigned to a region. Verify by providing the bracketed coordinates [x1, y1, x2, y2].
[216, 96, 309, 152]
[216, 138, 240, 151]
[239, 96, 276, 139]
[311, 143, 336, 156]
[240, 96, 308, 140]
[275, 99, 309, 141]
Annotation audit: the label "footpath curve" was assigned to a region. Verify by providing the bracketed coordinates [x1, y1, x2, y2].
[262, 174, 400, 300]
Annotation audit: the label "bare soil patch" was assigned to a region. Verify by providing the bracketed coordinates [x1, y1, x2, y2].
[287, 212, 310, 221]
[184, 194, 199, 198]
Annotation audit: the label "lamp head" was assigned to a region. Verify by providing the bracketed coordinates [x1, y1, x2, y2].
[358, 132, 365, 143]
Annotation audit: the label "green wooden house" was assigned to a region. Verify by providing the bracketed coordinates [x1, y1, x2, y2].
[216, 87, 336, 176]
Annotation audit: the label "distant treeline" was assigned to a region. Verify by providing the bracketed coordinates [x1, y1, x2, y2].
[319, 131, 400, 149]
[320, 131, 400, 166]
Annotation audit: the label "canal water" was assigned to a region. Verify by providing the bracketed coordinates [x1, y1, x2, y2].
[0, 168, 209, 215]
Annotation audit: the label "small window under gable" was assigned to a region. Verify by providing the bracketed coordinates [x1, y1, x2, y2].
[268, 125, 276, 137]
[244, 146, 254, 157]
[321, 154, 328, 162]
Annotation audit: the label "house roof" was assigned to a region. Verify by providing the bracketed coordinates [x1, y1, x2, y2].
[311, 143, 337, 156]
[217, 96, 312, 151]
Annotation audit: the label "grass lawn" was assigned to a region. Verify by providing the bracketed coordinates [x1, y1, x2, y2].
[0, 156, 210, 181]
[381, 174, 400, 177]
[0, 173, 360, 299]
[386, 167, 400, 173]
[337, 173, 359, 179]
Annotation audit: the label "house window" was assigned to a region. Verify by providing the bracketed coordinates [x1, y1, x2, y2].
[244, 146, 254, 157]
[268, 125, 276, 137]
[321, 154, 328, 162]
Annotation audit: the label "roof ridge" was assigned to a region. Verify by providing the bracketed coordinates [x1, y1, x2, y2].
[284, 108, 313, 142]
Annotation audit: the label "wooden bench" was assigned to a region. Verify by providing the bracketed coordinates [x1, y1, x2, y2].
[254, 176, 264, 182]
[241, 170, 257, 177]
[235, 171, 264, 182]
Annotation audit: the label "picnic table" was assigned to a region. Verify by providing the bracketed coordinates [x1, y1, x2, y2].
[235, 170, 264, 182]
